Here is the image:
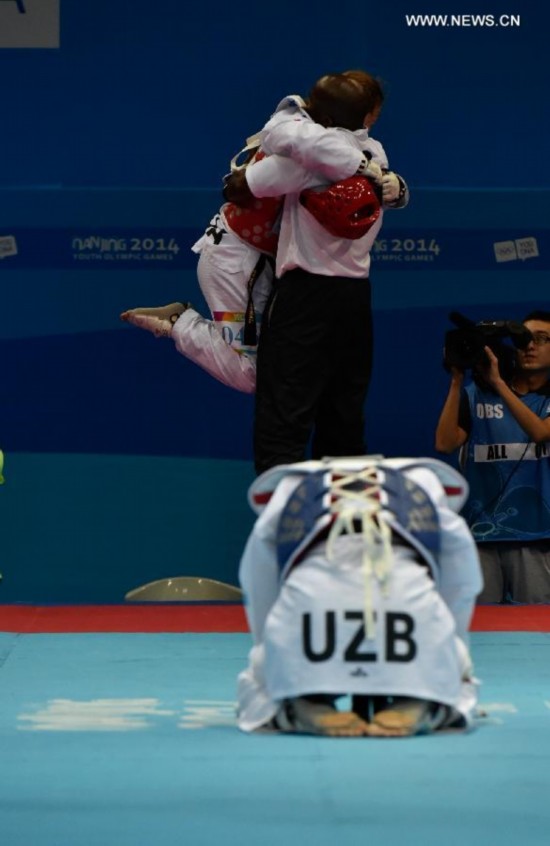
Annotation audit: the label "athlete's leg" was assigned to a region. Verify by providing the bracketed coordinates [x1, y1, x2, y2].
[171, 309, 257, 393]
[197, 237, 272, 338]
[119, 237, 272, 392]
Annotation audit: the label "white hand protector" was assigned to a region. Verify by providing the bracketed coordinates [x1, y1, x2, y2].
[382, 171, 401, 203]
[355, 155, 384, 184]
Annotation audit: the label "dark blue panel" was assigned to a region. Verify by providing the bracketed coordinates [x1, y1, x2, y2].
[2, 300, 544, 464]
[0, 1, 548, 188]
[2, 329, 255, 459]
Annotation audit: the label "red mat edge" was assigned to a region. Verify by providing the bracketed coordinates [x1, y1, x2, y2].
[0, 604, 549, 633]
[0, 604, 249, 633]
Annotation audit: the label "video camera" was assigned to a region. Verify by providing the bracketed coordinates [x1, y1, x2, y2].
[444, 312, 533, 376]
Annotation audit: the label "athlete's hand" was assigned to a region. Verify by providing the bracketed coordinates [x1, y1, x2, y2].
[222, 171, 256, 207]
[381, 171, 401, 203]
[356, 155, 384, 185]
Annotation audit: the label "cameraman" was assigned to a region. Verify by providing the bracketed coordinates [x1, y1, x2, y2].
[435, 311, 550, 604]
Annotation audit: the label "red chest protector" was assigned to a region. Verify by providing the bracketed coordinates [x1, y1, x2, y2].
[300, 176, 381, 240]
[224, 151, 282, 256]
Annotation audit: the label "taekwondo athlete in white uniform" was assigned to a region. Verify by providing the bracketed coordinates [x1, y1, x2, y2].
[237, 455, 483, 737]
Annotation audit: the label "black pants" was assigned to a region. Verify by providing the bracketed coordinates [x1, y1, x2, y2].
[254, 268, 373, 475]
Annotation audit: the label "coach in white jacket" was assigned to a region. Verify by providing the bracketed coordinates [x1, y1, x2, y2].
[226, 71, 409, 474]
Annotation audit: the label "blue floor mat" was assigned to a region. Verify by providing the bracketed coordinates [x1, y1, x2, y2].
[1, 632, 550, 846]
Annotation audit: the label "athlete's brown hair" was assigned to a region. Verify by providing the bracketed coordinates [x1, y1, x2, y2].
[306, 70, 384, 130]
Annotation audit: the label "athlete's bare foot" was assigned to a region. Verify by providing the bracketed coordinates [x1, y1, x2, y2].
[365, 699, 432, 737]
[311, 710, 371, 737]
[120, 302, 188, 337]
[275, 698, 370, 737]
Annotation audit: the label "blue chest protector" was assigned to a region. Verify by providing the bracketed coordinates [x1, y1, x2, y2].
[382, 467, 440, 565]
[275, 471, 333, 578]
[275, 466, 440, 579]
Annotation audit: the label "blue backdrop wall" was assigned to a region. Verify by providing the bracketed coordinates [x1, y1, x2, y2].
[0, 0, 547, 602]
